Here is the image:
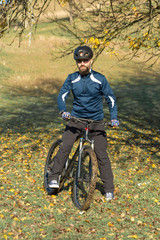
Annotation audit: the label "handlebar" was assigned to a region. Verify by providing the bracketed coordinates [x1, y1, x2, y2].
[68, 115, 113, 126]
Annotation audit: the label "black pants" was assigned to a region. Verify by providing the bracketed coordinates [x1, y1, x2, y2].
[50, 119, 114, 193]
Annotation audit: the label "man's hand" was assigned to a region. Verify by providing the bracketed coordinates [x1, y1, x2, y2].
[111, 119, 119, 127]
[62, 112, 71, 120]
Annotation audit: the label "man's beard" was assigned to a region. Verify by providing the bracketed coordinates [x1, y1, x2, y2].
[79, 65, 90, 75]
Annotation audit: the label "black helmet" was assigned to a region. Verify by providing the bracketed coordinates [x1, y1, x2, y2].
[74, 46, 93, 60]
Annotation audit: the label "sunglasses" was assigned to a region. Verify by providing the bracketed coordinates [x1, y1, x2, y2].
[76, 59, 90, 64]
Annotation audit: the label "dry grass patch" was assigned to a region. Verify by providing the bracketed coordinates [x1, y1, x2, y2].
[1, 33, 74, 94]
[7, 74, 62, 95]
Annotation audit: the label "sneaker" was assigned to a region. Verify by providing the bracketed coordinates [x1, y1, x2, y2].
[48, 176, 60, 188]
[105, 192, 114, 201]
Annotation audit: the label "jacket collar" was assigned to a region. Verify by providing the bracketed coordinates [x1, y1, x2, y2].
[79, 68, 92, 77]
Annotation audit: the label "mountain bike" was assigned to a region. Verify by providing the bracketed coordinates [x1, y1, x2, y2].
[44, 116, 111, 211]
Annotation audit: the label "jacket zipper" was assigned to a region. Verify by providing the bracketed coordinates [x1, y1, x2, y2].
[83, 77, 86, 94]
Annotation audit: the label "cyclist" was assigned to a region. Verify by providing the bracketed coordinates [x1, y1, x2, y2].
[49, 46, 119, 201]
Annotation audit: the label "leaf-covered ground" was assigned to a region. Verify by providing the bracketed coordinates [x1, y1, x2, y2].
[0, 116, 159, 239]
[0, 81, 159, 239]
[0, 22, 160, 239]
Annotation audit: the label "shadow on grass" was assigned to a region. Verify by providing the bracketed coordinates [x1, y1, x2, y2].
[0, 78, 73, 136]
[108, 68, 160, 163]
[0, 69, 159, 161]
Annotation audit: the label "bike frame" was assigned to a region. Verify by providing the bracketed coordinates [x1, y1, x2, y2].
[77, 124, 94, 178]
[44, 115, 115, 209]
[63, 116, 111, 180]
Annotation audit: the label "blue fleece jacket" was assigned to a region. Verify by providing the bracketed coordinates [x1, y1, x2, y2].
[57, 69, 117, 120]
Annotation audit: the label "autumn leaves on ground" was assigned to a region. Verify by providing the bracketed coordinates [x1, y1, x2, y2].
[0, 21, 160, 240]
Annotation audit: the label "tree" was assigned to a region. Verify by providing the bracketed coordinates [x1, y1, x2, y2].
[1, 0, 160, 65]
[55, 0, 160, 66]
[0, 0, 50, 45]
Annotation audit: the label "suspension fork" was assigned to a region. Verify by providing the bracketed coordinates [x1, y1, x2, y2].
[77, 138, 83, 178]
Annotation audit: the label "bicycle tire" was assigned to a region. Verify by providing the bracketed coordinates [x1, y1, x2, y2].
[44, 139, 62, 195]
[73, 146, 98, 210]
[44, 139, 76, 195]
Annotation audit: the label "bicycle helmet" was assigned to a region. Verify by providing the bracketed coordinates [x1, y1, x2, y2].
[74, 46, 93, 60]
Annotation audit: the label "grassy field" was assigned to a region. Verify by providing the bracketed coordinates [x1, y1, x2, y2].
[0, 20, 160, 240]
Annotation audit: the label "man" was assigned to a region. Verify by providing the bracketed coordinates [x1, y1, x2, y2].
[49, 46, 119, 201]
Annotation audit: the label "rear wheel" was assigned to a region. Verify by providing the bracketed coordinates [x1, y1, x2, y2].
[44, 139, 62, 195]
[44, 139, 76, 195]
[73, 147, 98, 210]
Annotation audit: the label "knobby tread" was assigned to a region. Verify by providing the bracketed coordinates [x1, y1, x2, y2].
[73, 147, 98, 211]
[44, 139, 62, 195]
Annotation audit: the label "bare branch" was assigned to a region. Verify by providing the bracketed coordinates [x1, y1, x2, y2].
[0, 0, 160, 66]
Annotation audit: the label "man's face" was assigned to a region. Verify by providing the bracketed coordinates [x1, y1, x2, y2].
[76, 59, 93, 75]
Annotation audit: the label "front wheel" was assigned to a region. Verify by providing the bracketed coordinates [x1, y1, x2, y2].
[73, 147, 98, 211]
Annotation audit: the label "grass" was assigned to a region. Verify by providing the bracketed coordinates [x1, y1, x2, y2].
[0, 20, 160, 240]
